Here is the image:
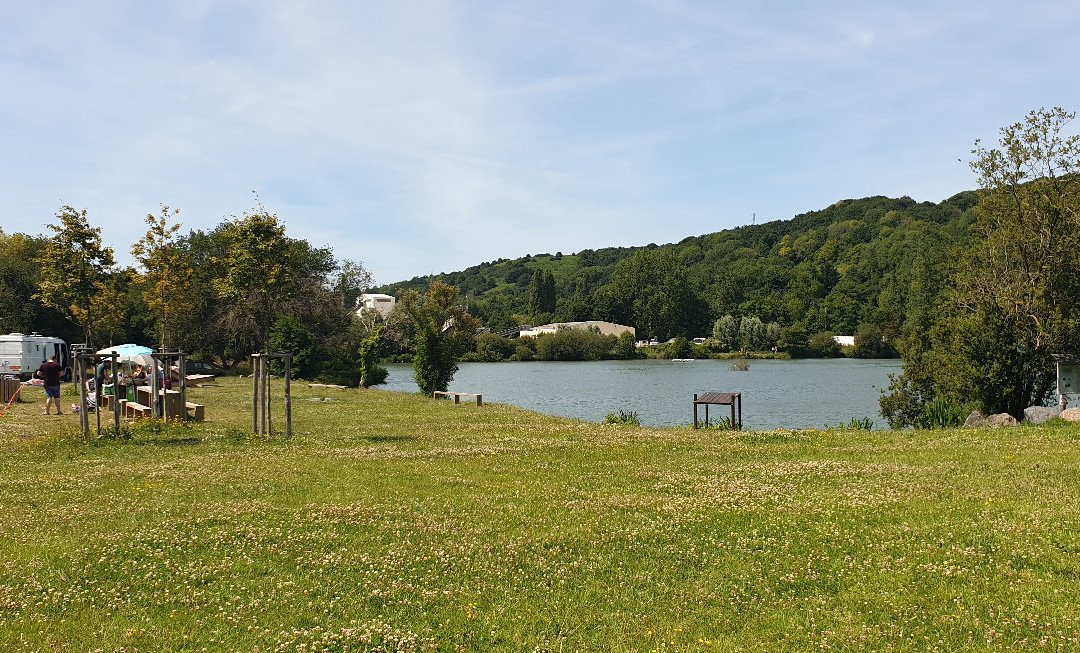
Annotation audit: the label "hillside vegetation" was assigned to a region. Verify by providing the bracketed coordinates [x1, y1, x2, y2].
[381, 193, 977, 342]
[2, 380, 1079, 651]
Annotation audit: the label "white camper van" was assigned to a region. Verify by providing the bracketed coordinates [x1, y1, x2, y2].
[0, 333, 70, 381]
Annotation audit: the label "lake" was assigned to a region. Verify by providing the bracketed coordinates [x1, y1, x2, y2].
[382, 358, 903, 430]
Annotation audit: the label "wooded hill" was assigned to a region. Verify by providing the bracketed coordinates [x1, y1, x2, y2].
[380, 192, 978, 343]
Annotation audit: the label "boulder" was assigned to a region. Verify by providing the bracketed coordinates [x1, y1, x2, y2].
[1024, 406, 1060, 425]
[963, 411, 987, 428]
[986, 413, 1019, 428]
[1061, 407, 1080, 423]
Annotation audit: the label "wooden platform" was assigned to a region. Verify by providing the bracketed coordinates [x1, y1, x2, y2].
[693, 391, 742, 430]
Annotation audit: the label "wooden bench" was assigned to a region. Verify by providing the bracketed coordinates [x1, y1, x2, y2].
[124, 401, 152, 419]
[185, 402, 205, 422]
[433, 391, 482, 406]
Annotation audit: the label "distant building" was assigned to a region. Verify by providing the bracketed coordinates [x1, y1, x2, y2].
[519, 321, 635, 339]
[832, 335, 855, 347]
[358, 293, 396, 318]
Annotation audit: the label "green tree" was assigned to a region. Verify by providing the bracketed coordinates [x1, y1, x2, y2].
[883, 107, 1080, 421]
[739, 315, 765, 351]
[34, 206, 116, 346]
[400, 281, 476, 394]
[358, 325, 388, 387]
[268, 315, 319, 379]
[807, 332, 842, 358]
[527, 270, 556, 319]
[206, 207, 339, 366]
[131, 205, 194, 350]
[612, 331, 640, 359]
[712, 314, 738, 351]
[0, 231, 76, 339]
[853, 323, 884, 358]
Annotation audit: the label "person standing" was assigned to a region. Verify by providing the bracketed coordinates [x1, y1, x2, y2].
[36, 355, 64, 415]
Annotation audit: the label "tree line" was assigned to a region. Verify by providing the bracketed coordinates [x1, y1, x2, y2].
[5, 108, 1073, 417]
[2, 204, 374, 384]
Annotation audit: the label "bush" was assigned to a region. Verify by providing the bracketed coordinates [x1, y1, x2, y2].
[662, 337, 694, 359]
[534, 329, 616, 361]
[604, 410, 640, 426]
[472, 333, 515, 362]
[807, 332, 843, 358]
[915, 397, 969, 429]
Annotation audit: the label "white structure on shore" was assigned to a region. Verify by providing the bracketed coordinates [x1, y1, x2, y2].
[357, 293, 396, 318]
[519, 321, 635, 339]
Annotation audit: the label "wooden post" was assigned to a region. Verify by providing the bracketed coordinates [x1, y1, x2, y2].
[693, 393, 698, 430]
[284, 354, 292, 439]
[149, 354, 159, 419]
[94, 359, 101, 437]
[265, 357, 272, 436]
[78, 355, 89, 442]
[111, 355, 120, 434]
[251, 354, 259, 435]
[178, 352, 187, 421]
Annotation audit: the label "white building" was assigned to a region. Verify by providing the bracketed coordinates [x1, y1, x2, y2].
[357, 293, 396, 318]
[832, 335, 855, 347]
[519, 321, 635, 339]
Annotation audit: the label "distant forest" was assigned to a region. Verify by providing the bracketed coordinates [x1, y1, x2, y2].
[1, 191, 978, 380]
[380, 192, 978, 345]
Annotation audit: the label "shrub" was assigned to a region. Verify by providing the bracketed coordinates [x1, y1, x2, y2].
[807, 332, 843, 358]
[916, 397, 968, 429]
[535, 329, 615, 361]
[604, 410, 640, 426]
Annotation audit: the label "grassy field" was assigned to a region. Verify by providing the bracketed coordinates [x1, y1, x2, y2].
[1, 378, 1079, 652]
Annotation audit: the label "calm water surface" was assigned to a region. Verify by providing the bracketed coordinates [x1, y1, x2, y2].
[383, 359, 902, 430]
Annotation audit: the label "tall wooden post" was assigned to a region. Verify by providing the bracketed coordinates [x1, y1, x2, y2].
[284, 354, 292, 439]
[178, 352, 187, 421]
[149, 354, 159, 418]
[110, 355, 120, 433]
[251, 354, 260, 435]
[265, 358, 272, 436]
[78, 355, 89, 442]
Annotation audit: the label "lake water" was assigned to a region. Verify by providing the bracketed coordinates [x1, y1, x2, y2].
[382, 358, 903, 430]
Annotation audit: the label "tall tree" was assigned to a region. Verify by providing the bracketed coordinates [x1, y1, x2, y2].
[34, 206, 116, 346]
[131, 205, 194, 350]
[883, 107, 1080, 422]
[399, 281, 476, 394]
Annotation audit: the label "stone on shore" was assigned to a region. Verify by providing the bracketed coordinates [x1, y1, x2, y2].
[986, 413, 1019, 428]
[1061, 407, 1080, 423]
[1024, 406, 1060, 425]
[963, 411, 987, 428]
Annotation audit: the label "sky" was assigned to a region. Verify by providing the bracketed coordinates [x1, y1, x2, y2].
[3, 1, 1079, 285]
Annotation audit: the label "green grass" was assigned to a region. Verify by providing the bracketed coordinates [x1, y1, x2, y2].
[2, 379, 1080, 651]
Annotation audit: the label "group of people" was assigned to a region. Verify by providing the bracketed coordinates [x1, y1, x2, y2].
[36, 357, 170, 416]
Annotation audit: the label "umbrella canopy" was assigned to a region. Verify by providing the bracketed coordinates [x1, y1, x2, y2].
[96, 344, 154, 367]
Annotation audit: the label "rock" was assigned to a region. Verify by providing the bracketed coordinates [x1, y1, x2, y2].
[1024, 406, 1060, 424]
[986, 413, 1019, 428]
[1061, 407, 1080, 423]
[963, 411, 987, 428]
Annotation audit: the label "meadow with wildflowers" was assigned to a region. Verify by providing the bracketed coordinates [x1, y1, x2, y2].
[1, 378, 1079, 651]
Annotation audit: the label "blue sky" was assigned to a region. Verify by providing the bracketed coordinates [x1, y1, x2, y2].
[3, 1, 1079, 285]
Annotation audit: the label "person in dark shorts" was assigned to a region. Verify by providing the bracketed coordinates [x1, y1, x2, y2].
[36, 355, 64, 415]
